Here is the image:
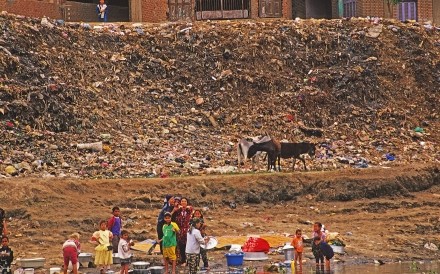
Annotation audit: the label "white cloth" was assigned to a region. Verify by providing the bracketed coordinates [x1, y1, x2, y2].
[118, 238, 132, 259]
[62, 239, 77, 249]
[97, 4, 107, 19]
[185, 228, 204, 254]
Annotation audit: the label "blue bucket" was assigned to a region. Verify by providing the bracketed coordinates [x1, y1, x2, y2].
[225, 253, 244, 266]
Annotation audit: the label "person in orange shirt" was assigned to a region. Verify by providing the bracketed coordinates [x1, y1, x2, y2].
[291, 229, 304, 269]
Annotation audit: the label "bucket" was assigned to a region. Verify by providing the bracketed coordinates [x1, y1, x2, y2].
[225, 253, 244, 266]
[133, 270, 149, 274]
[132, 262, 150, 270]
[24, 269, 34, 274]
[49, 267, 61, 274]
[147, 266, 164, 274]
[283, 247, 294, 261]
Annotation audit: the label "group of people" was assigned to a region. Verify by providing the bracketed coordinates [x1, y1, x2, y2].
[156, 195, 210, 274]
[1, 204, 335, 274]
[291, 222, 335, 272]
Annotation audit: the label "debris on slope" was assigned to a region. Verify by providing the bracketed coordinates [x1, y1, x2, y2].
[0, 12, 439, 178]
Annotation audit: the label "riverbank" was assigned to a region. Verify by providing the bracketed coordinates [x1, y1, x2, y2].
[1, 164, 439, 273]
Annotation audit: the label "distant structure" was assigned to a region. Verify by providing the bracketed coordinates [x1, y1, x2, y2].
[0, 0, 437, 23]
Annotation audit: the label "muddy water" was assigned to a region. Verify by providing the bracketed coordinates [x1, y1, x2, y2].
[208, 261, 440, 274]
[287, 261, 440, 274]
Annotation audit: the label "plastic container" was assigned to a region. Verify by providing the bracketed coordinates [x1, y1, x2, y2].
[225, 253, 244, 266]
[17, 258, 46, 268]
[330, 245, 345, 254]
[49, 267, 62, 274]
[283, 246, 294, 261]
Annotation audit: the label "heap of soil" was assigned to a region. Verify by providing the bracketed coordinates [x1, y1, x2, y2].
[0, 14, 438, 178]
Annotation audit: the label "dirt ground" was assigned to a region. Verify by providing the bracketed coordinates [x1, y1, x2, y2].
[1, 163, 440, 272]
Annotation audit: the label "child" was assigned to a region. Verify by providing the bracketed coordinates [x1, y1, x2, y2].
[312, 222, 326, 241]
[108, 207, 122, 254]
[118, 230, 135, 274]
[312, 236, 334, 269]
[158, 212, 179, 274]
[291, 229, 303, 269]
[185, 218, 209, 274]
[192, 210, 209, 270]
[0, 236, 13, 274]
[0, 208, 7, 236]
[92, 220, 113, 273]
[62, 233, 81, 274]
[96, 0, 108, 22]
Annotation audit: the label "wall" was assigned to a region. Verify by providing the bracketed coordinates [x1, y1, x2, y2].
[417, 0, 432, 22]
[434, 0, 440, 24]
[141, 0, 168, 22]
[0, 0, 63, 19]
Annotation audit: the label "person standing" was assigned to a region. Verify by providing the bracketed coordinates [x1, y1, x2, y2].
[291, 229, 304, 269]
[157, 195, 175, 254]
[91, 220, 113, 273]
[192, 209, 209, 270]
[0, 236, 13, 274]
[108, 206, 122, 254]
[173, 197, 193, 266]
[158, 212, 179, 274]
[96, 0, 108, 22]
[185, 218, 208, 274]
[118, 230, 134, 274]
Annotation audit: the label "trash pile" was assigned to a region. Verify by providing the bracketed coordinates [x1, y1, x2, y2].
[0, 12, 439, 178]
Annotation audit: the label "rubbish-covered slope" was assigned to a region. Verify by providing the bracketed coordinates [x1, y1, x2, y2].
[0, 13, 439, 178]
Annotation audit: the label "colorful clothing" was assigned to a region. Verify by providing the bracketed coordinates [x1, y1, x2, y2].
[0, 246, 13, 274]
[186, 253, 200, 274]
[162, 222, 179, 248]
[157, 201, 173, 253]
[108, 216, 122, 253]
[62, 239, 81, 266]
[93, 230, 113, 265]
[96, 4, 108, 22]
[173, 206, 193, 263]
[163, 246, 177, 260]
[291, 236, 304, 252]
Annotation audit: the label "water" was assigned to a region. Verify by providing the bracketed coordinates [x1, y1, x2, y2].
[285, 261, 440, 274]
[203, 261, 440, 274]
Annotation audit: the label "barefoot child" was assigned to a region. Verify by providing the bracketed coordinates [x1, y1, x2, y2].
[62, 233, 81, 274]
[312, 236, 334, 270]
[108, 207, 122, 254]
[158, 212, 179, 274]
[118, 230, 134, 274]
[192, 209, 209, 270]
[185, 218, 209, 274]
[92, 220, 113, 273]
[291, 229, 303, 269]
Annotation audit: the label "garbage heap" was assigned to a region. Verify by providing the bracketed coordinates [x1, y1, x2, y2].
[0, 12, 439, 178]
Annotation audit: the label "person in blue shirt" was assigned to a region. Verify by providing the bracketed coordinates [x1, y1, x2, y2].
[96, 0, 108, 22]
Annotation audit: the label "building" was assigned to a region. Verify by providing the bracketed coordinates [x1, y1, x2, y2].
[341, 0, 438, 23]
[0, 0, 438, 23]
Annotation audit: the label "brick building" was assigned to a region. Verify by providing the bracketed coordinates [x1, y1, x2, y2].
[0, 0, 438, 23]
